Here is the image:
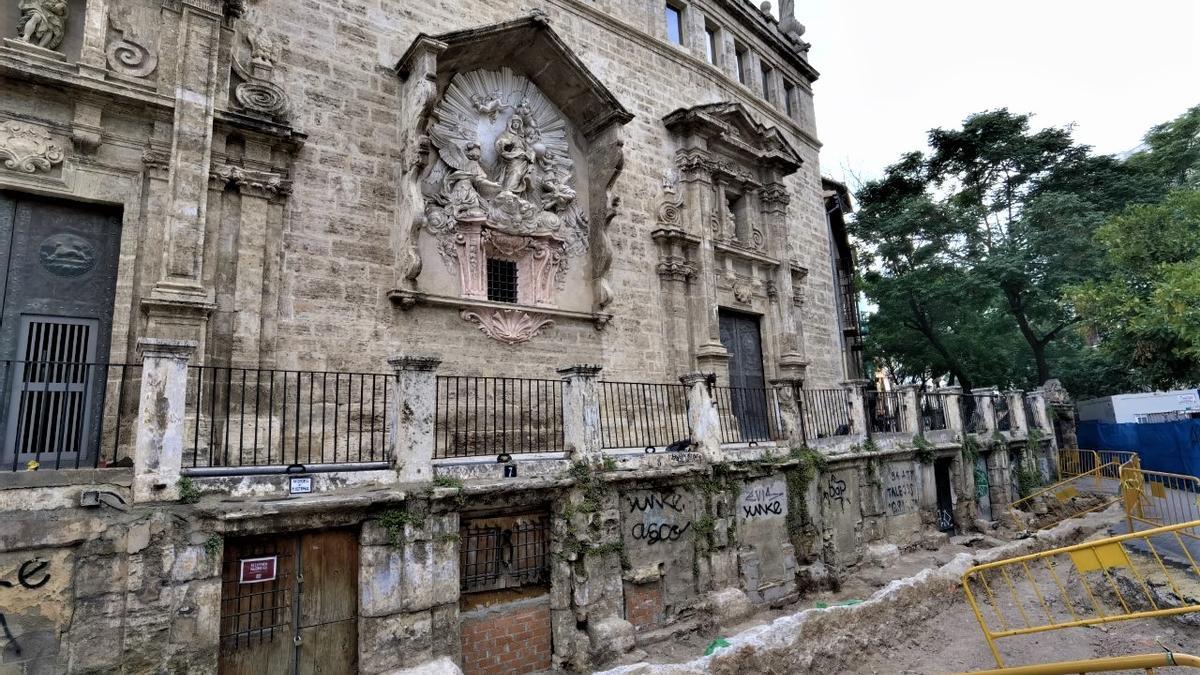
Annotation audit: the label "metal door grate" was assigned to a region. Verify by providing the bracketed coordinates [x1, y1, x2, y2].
[6, 317, 97, 461]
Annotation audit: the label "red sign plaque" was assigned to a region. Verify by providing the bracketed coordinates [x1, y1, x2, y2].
[239, 556, 277, 584]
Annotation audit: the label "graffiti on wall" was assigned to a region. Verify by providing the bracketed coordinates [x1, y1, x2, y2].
[821, 474, 849, 513]
[737, 478, 788, 521]
[0, 557, 54, 657]
[625, 491, 692, 546]
[885, 464, 918, 516]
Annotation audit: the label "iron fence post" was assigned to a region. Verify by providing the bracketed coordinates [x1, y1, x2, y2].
[558, 364, 603, 463]
[388, 355, 441, 482]
[132, 338, 197, 502]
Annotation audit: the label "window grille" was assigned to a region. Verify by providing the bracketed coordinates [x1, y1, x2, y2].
[486, 258, 518, 304]
[460, 512, 550, 593]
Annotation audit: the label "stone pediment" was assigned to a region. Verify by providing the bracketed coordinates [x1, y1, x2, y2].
[663, 102, 802, 175]
[397, 14, 633, 140]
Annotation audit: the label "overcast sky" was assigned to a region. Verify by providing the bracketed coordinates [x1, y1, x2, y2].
[782, 1, 1200, 189]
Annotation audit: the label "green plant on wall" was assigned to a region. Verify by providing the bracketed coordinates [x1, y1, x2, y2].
[1017, 465, 1044, 499]
[177, 476, 201, 504]
[912, 434, 936, 464]
[784, 444, 826, 543]
[378, 508, 422, 546]
[962, 434, 982, 463]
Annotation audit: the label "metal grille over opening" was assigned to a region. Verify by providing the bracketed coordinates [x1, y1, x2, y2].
[486, 258, 518, 303]
[460, 512, 550, 593]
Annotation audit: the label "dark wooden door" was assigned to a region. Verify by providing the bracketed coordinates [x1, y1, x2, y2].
[0, 192, 121, 469]
[718, 310, 769, 440]
[220, 530, 358, 675]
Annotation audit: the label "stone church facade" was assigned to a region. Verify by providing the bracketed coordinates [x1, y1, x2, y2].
[0, 1, 1058, 674]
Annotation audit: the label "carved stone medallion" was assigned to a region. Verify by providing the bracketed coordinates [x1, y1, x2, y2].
[0, 121, 65, 174]
[39, 233, 96, 277]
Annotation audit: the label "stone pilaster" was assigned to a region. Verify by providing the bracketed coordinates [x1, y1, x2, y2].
[389, 355, 441, 482]
[1008, 390, 1028, 437]
[900, 384, 921, 435]
[971, 387, 998, 434]
[769, 378, 803, 444]
[146, 0, 226, 341]
[559, 365, 603, 463]
[132, 338, 197, 502]
[681, 372, 722, 460]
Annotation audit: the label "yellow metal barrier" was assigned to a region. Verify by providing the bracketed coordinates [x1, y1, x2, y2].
[1121, 466, 1200, 541]
[1008, 461, 1124, 530]
[966, 651, 1200, 674]
[962, 518, 1200, 668]
[1058, 448, 1100, 479]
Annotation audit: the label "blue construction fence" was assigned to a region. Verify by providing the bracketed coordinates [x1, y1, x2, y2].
[1077, 419, 1200, 478]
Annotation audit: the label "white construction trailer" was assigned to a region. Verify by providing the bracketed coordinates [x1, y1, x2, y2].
[1077, 389, 1200, 424]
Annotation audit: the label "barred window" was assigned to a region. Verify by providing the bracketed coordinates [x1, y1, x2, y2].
[460, 512, 550, 594]
[486, 258, 518, 303]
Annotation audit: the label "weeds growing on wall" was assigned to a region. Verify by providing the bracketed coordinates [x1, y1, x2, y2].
[962, 435, 982, 463]
[204, 534, 222, 559]
[1017, 465, 1044, 499]
[177, 476, 201, 504]
[912, 434, 936, 464]
[784, 445, 827, 544]
[379, 508, 423, 546]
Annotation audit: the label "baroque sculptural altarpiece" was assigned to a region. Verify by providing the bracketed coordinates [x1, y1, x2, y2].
[421, 67, 588, 309]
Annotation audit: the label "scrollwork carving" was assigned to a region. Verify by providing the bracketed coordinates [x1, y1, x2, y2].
[106, 13, 157, 78]
[460, 308, 555, 345]
[0, 121, 64, 174]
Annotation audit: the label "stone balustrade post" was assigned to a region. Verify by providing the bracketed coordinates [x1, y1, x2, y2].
[1008, 390, 1028, 437]
[388, 355, 441, 482]
[900, 384, 921, 435]
[841, 379, 869, 439]
[559, 365, 603, 463]
[769, 378, 804, 445]
[939, 385, 965, 434]
[1027, 389, 1050, 433]
[132, 338, 197, 502]
[681, 372, 722, 461]
[971, 387, 997, 434]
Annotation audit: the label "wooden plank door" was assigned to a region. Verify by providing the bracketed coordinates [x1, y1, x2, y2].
[296, 530, 358, 674]
[220, 530, 358, 675]
[718, 310, 768, 440]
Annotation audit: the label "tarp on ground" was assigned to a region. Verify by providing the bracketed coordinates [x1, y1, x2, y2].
[1077, 419, 1200, 478]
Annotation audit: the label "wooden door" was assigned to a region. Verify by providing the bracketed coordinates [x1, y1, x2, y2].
[718, 310, 768, 440]
[220, 530, 358, 675]
[0, 192, 121, 468]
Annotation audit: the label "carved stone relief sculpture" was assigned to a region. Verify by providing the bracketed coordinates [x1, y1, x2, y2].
[17, 0, 68, 51]
[0, 120, 64, 174]
[106, 11, 157, 78]
[422, 67, 587, 311]
[230, 27, 288, 121]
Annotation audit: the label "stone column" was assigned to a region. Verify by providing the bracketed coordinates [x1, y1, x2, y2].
[769, 378, 803, 444]
[389, 355, 441, 482]
[841, 379, 869, 439]
[559, 365, 603, 463]
[681, 372, 722, 460]
[132, 338, 197, 502]
[900, 384, 921, 435]
[1027, 389, 1050, 433]
[971, 388, 997, 434]
[939, 385, 965, 434]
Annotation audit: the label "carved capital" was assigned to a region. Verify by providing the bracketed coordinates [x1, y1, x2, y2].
[0, 121, 64, 174]
[656, 256, 696, 282]
[210, 164, 293, 197]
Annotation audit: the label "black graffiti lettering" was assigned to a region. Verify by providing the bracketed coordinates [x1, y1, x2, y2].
[630, 521, 691, 544]
[741, 502, 784, 518]
[627, 492, 684, 513]
[821, 475, 848, 512]
[16, 560, 49, 590]
[0, 613, 19, 657]
[743, 484, 785, 504]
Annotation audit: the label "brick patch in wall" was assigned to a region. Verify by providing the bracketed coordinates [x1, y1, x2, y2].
[623, 579, 664, 629]
[460, 597, 552, 675]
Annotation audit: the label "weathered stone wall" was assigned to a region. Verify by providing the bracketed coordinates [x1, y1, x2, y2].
[0, 0, 844, 388]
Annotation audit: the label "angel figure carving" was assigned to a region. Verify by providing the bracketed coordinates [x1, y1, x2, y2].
[421, 67, 590, 281]
[18, 0, 68, 51]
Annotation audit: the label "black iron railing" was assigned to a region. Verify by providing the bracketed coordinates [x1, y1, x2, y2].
[598, 381, 690, 450]
[995, 394, 1012, 432]
[713, 386, 784, 444]
[919, 392, 950, 432]
[185, 366, 391, 473]
[434, 376, 563, 459]
[0, 361, 140, 471]
[958, 394, 983, 433]
[798, 387, 853, 440]
[864, 389, 906, 434]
